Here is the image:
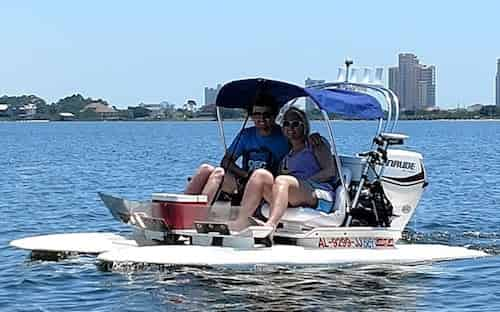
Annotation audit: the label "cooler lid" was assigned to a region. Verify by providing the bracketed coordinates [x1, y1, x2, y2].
[152, 193, 208, 203]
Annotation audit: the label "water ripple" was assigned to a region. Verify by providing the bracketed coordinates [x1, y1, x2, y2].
[2, 121, 500, 311]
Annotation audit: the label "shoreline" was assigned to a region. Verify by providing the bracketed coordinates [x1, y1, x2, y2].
[1, 118, 498, 123]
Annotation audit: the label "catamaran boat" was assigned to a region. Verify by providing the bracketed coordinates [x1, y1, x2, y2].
[11, 62, 487, 267]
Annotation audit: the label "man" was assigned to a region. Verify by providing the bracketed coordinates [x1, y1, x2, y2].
[185, 94, 289, 204]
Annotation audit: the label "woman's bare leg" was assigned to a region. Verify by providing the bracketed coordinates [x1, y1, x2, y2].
[185, 164, 215, 195]
[231, 169, 274, 231]
[265, 176, 316, 227]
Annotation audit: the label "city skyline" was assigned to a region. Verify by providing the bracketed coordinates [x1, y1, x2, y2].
[1, 2, 499, 108]
[389, 53, 436, 111]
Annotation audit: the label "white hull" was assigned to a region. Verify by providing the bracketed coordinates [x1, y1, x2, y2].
[9, 232, 487, 266]
[10, 233, 138, 254]
[97, 244, 486, 267]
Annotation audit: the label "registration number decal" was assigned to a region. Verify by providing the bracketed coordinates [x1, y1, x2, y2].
[318, 237, 394, 249]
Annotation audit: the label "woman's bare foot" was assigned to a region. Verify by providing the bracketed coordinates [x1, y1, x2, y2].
[264, 222, 277, 228]
[228, 219, 249, 232]
[248, 216, 266, 226]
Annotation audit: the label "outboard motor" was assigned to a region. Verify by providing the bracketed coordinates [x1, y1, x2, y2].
[379, 149, 427, 231]
[349, 133, 426, 228]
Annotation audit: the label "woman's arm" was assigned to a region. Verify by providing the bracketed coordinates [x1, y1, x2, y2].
[308, 139, 337, 182]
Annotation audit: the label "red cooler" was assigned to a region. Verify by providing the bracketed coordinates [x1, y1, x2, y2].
[152, 193, 208, 230]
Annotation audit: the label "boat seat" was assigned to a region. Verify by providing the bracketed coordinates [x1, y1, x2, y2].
[261, 168, 352, 228]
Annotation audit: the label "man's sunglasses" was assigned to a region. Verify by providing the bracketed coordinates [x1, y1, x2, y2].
[251, 111, 274, 119]
[283, 120, 303, 128]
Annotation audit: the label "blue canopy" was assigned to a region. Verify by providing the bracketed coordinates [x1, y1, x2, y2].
[304, 88, 384, 120]
[215, 78, 383, 119]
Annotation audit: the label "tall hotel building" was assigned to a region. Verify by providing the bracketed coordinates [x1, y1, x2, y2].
[496, 58, 500, 106]
[388, 53, 436, 111]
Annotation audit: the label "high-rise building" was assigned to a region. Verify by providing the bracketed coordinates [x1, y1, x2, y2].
[399, 53, 419, 111]
[388, 66, 399, 98]
[305, 78, 325, 112]
[204, 84, 222, 106]
[418, 65, 436, 108]
[496, 58, 500, 106]
[389, 53, 436, 111]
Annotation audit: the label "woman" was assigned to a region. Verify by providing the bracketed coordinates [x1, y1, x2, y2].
[231, 107, 337, 231]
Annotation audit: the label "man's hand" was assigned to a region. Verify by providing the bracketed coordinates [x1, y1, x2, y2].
[221, 154, 249, 179]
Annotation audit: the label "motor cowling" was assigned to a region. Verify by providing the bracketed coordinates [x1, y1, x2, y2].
[379, 150, 427, 231]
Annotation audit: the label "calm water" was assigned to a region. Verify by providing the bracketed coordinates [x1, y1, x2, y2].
[1, 120, 499, 311]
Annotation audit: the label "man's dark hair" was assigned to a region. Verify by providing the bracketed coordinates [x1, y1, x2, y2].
[250, 93, 278, 116]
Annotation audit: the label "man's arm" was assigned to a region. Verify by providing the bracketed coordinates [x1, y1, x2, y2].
[221, 154, 249, 179]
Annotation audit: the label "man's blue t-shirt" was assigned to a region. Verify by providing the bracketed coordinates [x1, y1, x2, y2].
[227, 126, 289, 175]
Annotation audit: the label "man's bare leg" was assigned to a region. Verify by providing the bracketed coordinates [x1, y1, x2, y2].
[201, 168, 239, 204]
[185, 164, 215, 195]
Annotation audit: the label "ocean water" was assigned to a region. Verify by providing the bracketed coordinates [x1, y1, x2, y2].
[1, 120, 499, 311]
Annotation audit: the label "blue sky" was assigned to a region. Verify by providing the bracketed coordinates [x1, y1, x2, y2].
[1, 1, 499, 108]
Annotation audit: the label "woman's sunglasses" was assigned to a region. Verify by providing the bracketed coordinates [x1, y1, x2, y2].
[282, 120, 303, 128]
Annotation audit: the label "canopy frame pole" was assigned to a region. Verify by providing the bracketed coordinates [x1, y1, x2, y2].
[216, 107, 227, 154]
[375, 118, 383, 140]
[379, 89, 391, 133]
[211, 108, 250, 207]
[386, 88, 400, 132]
[321, 110, 351, 217]
[277, 99, 298, 124]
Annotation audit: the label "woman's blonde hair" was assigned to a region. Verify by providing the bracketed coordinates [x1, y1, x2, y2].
[283, 107, 310, 137]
